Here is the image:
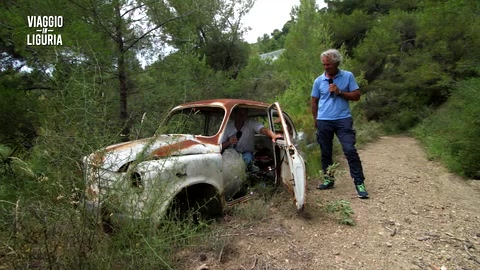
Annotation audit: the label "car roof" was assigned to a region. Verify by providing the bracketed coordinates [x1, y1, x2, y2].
[173, 99, 270, 111]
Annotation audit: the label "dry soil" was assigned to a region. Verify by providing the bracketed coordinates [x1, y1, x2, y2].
[178, 135, 480, 270]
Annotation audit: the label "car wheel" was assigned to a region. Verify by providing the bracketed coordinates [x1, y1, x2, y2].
[166, 184, 223, 223]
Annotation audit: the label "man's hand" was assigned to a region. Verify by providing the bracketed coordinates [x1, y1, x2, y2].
[311, 97, 319, 129]
[260, 127, 283, 142]
[329, 83, 340, 96]
[228, 136, 238, 146]
[271, 133, 283, 142]
[222, 135, 238, 150]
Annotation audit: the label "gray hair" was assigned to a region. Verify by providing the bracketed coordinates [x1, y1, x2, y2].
[321, 49, 343, 65]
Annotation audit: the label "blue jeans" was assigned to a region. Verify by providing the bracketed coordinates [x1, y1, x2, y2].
[316, 117, 365, 183]
[242, 152, 254, 169]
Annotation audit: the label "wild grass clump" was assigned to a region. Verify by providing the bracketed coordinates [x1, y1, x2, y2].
[354, 118, 383, 145]
[90, 217, 212, 270]
[230, 180, 282, 223]
[325, 199, 355, 226]
[0, 162, 216, 269]
[413, 78, 480, 179]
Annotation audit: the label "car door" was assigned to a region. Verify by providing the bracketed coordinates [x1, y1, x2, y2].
[268, 102, 306, 212]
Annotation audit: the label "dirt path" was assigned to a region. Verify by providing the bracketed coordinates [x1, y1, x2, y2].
[180, 136, 480, 270]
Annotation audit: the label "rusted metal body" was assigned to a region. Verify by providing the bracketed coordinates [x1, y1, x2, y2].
[83, 99, 306, 225]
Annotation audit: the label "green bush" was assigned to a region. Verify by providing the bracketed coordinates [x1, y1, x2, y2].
[413, 78, 480, 179]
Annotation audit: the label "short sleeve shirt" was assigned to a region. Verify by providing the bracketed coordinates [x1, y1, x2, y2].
[222, 119, 263, 153]
[311, 69, 359, 120]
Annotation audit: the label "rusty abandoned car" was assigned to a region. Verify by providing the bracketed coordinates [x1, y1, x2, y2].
[83, 99, 306, 225]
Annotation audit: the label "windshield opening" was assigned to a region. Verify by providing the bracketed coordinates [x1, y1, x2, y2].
[161, 107, 225, 136]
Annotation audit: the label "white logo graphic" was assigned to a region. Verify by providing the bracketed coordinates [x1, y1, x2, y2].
[27, 16, 63, 46]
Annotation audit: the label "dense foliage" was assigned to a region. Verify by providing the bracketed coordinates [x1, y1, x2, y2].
[413, 78, 480, 179]
[1, 0, 479, 268]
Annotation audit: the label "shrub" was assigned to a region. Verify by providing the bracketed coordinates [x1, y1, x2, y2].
[413, 78, 480, 179]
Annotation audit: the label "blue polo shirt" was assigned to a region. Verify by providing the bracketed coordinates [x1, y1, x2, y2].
[311, 70, 359, 120]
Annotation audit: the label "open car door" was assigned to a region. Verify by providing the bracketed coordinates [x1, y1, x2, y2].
[268, 102, 306, 212]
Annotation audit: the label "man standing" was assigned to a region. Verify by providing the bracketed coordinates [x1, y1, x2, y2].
[311, 49, 369, 199]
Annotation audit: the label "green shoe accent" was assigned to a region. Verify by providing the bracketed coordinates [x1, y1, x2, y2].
[355, 183, 369, 199]
[317, 178, 335, 190]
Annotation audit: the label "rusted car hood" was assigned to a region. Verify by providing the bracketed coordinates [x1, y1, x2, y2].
[86, 134, 219, 172]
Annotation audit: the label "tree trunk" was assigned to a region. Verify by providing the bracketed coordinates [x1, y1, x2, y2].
[114, 1, 130, 141]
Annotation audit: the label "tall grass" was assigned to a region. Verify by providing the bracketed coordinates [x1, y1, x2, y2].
[0, 66, 217, 269]
[413, 78, 480, 179]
